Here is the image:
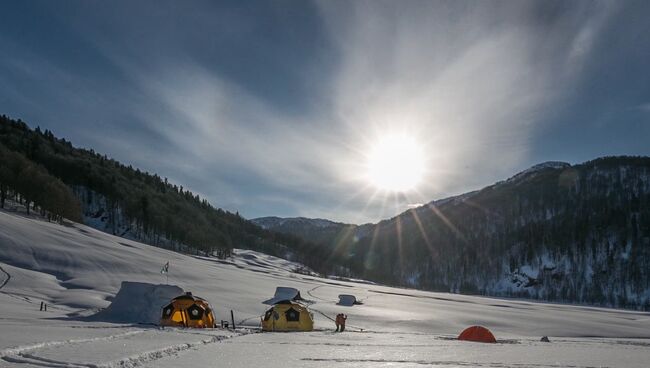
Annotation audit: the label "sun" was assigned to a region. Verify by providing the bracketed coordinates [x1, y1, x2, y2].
[365, 134, 425, 192]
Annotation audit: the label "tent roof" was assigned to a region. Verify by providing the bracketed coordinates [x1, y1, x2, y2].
[458, 325, 497, 343]
[262, 287, 305, 305]
[171, 292, 207, 303]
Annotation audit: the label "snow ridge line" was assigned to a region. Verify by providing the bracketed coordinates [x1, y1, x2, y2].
[97, 331, 249, 368]
[0, 264, 10, 290]
[0, 330, 145, 358]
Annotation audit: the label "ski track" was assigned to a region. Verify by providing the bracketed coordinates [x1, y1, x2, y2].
[0, 331, 146, 359]
[306, 285, 330, 302]
[0, 265, 10, 290]
[89, 330, 249, 368]
[0, 329, 249, 368]
[300, 357, 610, 368]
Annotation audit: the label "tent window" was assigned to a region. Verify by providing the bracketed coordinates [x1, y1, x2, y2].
[187, 305, 205, 320]
[285, 307, 300, 322]
[264, 309, 273, 321]
[162, 305, 174, 318]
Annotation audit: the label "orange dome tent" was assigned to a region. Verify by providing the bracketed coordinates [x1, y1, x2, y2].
[160, 292, 215, 328]
[458, 325, 497, 343]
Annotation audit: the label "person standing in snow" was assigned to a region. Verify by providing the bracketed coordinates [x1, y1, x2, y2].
[335, 313, 347, 332]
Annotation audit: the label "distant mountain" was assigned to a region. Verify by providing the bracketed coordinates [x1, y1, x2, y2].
[254, 158, 650, 310]
[252, 216, 373, 250]
[253, 216, 342, 230]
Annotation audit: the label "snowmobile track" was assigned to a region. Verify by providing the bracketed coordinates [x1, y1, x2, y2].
[0, 265, 10, 290]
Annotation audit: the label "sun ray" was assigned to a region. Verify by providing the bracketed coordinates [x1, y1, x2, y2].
[409, 208, 438, 262]
[427, 203, 467, 243]
[365, 217, 384, 274]
[395, 207, 405, 273]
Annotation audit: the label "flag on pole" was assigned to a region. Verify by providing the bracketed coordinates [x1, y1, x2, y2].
[161, 261, 169, 274]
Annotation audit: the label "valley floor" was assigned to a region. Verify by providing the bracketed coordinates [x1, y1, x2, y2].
[1, 210, 649, 367]
[2, 292, 649, 368]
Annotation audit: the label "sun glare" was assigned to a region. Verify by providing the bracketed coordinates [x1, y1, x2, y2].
[366, 134, 425, 192]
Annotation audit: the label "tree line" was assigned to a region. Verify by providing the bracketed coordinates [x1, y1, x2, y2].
[0, 115, 335, 272]
[0, 142, 81, 222]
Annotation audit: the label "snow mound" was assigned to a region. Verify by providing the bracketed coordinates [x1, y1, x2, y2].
[89, 281, 184, 324]
[337, 294, 361, 306]
[262, 287, 305, 305]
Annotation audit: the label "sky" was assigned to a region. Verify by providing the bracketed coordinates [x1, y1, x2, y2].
[1, 0, 649, 224]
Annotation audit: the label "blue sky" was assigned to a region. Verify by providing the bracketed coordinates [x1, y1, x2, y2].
[1, 1, 649, 223]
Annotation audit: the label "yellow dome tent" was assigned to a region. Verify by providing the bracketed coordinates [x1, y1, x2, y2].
[160, 292, 215, 328]
[261, 300, 314, 332]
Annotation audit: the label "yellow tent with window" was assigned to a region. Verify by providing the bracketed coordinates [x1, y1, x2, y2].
[160, 292, 215, 328]
[261, 300, 314, 332]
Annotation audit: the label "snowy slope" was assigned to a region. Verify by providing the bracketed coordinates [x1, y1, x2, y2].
[1, 209, 650, 367]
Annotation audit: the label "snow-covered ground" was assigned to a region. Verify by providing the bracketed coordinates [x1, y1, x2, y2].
[1, 210, 649, 367]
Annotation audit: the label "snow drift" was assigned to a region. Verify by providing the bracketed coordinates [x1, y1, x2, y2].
[89, 281, 184, 324]
[337, 294, 361, 306]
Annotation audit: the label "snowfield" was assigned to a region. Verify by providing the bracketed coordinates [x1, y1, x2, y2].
[1, 210, 649, 367]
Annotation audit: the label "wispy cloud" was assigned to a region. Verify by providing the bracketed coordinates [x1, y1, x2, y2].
[0, 1, 628, 223]
[310, 1, 618, 220]
[80, 1, 620, 223]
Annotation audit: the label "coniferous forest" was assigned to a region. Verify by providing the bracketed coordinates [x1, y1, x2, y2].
[259, 160, 650, 310]
[0, 115, 332, 272]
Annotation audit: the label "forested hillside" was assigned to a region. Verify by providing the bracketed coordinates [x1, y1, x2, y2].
[0, 115, 332, 271]
[0, 143, 81, 222]
[260, 159, 650, 310]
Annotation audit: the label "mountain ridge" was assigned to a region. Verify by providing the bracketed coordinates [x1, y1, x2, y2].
[253, 156, 650, 310]
[253, 160, 576, 228]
